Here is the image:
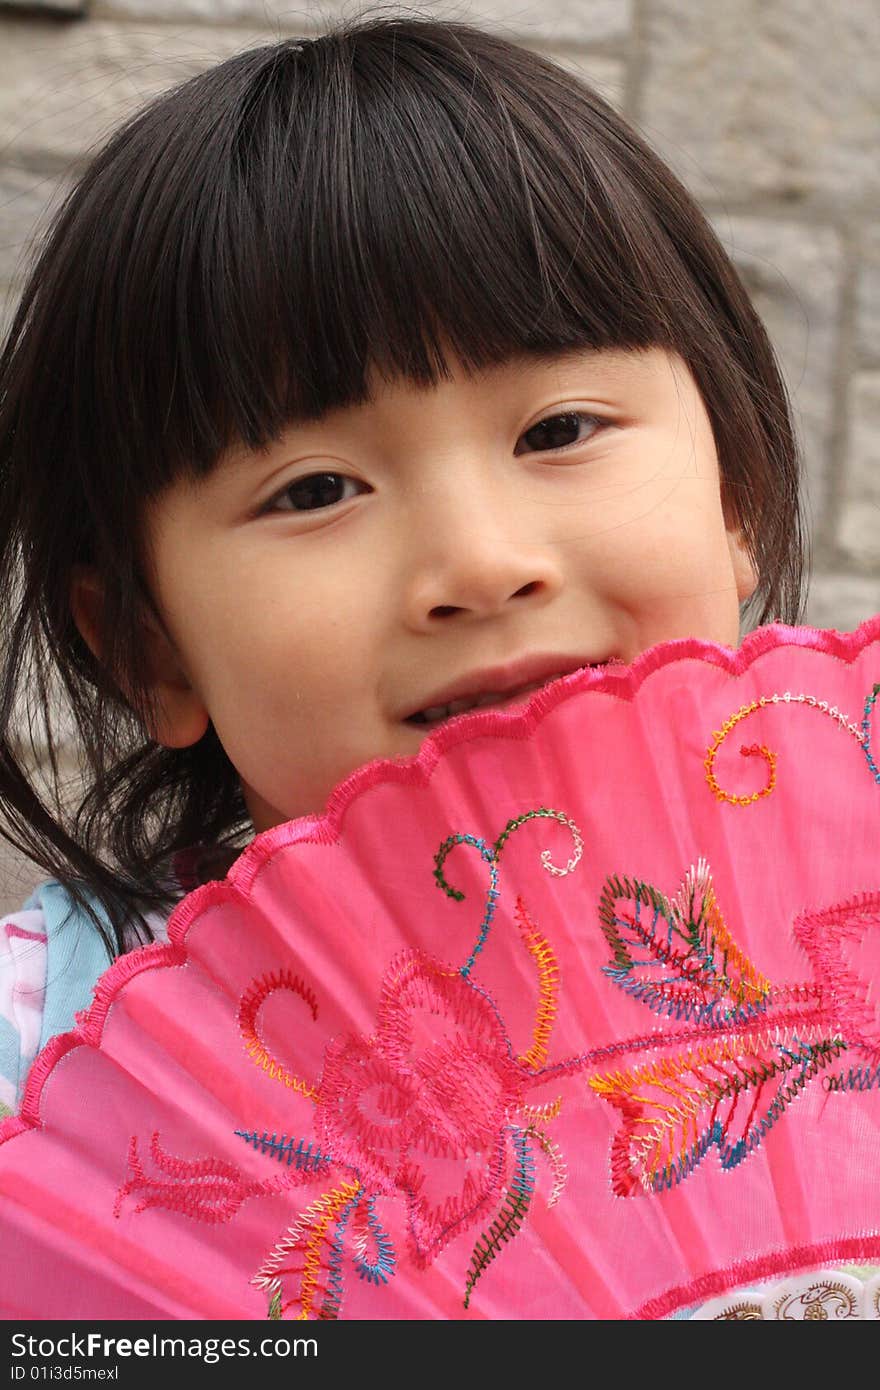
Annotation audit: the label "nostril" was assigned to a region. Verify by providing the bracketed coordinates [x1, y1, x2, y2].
[514, 582, 541, 598]
[430, 606, 461, 618]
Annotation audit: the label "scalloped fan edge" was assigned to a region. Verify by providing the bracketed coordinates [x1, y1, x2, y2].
[4, 615, 878, 1147]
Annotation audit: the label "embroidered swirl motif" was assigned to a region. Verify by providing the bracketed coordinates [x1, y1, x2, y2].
[704, 682, 879, 803]
[238, 969, 320, 1101]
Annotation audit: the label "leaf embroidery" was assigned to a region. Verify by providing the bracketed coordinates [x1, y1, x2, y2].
[590, 1034, 845, 1194]
[598, 859, 771, 1025]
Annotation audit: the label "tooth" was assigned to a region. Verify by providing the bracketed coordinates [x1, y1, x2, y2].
[447, 698, 478, 716]
[421, 705, 451, 722]
[414, 674, 573, 726]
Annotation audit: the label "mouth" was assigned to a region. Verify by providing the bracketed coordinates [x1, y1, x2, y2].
[403, 663, 614, 729]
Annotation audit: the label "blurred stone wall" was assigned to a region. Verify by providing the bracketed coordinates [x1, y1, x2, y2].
[1, 0, 878, 910]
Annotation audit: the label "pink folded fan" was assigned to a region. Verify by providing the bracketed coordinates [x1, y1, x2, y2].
[1, 618, 879, 1320]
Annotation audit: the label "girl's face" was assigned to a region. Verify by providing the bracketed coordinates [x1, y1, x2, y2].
[112, 346, 757, 834]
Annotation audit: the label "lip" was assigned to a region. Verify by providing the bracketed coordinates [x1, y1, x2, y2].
[400, 652, 613, 722]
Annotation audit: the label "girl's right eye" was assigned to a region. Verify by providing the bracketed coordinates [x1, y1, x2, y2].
[262, 473, 369, 515]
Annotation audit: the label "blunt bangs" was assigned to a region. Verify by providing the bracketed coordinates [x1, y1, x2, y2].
[15, 21, 691, 511]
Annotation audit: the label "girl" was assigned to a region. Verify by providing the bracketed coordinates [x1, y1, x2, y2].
[0, 12, 807, 1296]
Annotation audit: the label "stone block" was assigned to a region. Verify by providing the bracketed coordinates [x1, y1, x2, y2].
[804, 571, 879, 633]
[709, 215, 843, 528]
[93, 0, 631, 45]
[858, 223, 880, 366]
[641, 0, 880, 207]
[0, 13, 627, 169]
[837, 369, 880, 566]
[0, 19, 294, 165]
[0, 166, 70, 285]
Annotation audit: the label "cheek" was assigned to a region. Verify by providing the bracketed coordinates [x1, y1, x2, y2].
[585, 479, 730, 587]
[194, 569, 383, 724]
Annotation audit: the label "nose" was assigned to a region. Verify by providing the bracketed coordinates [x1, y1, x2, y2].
[401, 479, 564, 628]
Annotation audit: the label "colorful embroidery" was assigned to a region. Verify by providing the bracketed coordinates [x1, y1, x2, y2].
[350, 1195, 396, 1286]
[863, 683, 880, 782]
[793, 891, 880, 1063]
[229, 808, 586, 1318]
[598, 860, 771, 1023]
[588, 862, 878, 1196]
[235, 1131, 332, 1172]
[114, 774, 878, 1315]
[463, 1125, 535, 1309]
[253, 1180, 362, 1321]
[525, 1125, 567, 1206]
[238, 969, 320, 1101]
[590, 1035, 845, 1195]
[824, 1063, 880, 1092]
[704, 683, 879, 802]
[514, 897, 559, 1069]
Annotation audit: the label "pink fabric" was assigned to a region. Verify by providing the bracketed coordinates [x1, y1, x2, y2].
[0, 616, 878, 1319]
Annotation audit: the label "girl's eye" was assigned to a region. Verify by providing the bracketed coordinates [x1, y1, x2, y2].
[262, 412, 604, 515]
[262, 472, 369, 514]
[514, 411, 605, 455]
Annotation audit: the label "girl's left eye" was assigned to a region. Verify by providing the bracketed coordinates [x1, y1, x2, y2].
[514, 411, 605, 455]
[261, 473, 370, 515]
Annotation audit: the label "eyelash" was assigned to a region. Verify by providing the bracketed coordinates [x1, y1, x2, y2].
[260, 411, 607, 516]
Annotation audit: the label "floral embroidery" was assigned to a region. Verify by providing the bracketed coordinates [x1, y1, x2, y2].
[231, 809, 590, 1316]
[112, 686, 879, 1318]
[591, 1033, 844, 1195]
[314, 955, 534, 1250]
[598, 860, 772, 1023]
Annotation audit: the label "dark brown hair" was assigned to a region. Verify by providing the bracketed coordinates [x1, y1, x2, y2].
[0, 12, 808, 956]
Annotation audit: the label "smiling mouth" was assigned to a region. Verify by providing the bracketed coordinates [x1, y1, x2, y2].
[403, 665, 610, 728]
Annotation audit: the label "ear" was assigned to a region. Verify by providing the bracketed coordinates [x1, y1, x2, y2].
[726, 524, 759, 604]
[720, 483, 759, 605]
[70, 565, 210, 748]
